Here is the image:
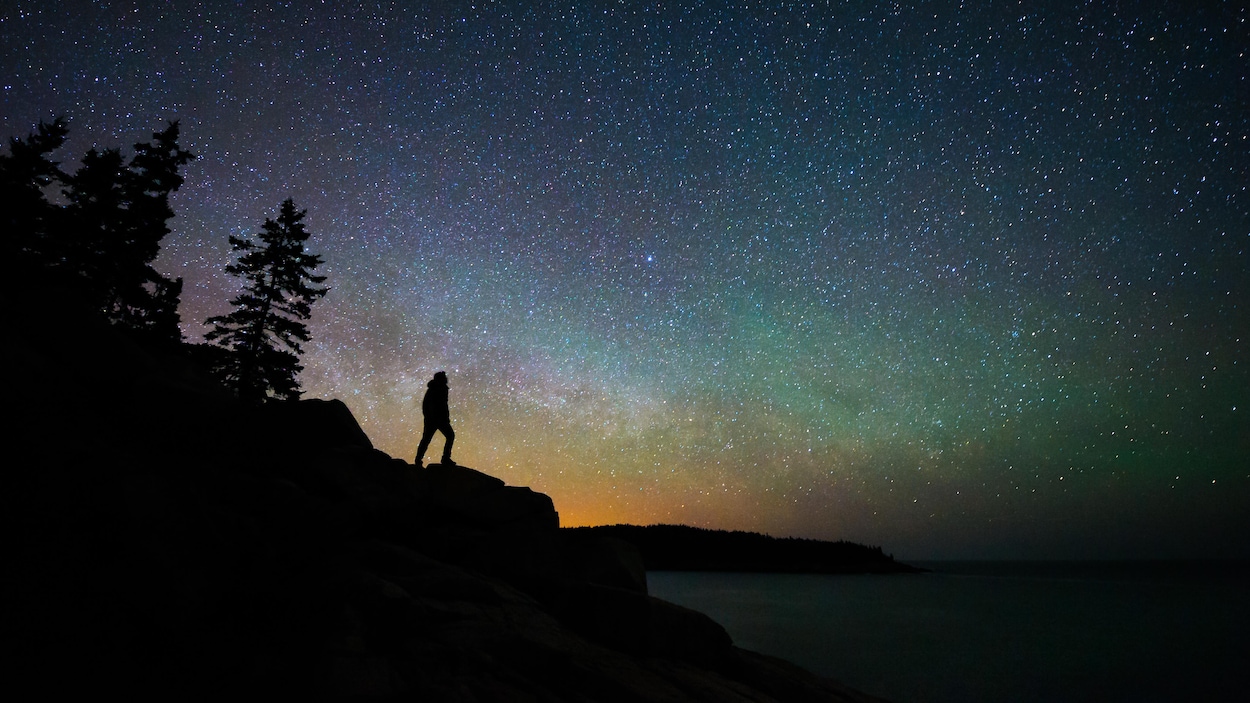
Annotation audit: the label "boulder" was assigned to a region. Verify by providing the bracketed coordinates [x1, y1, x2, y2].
[413, 463, 560, 531]
[264, 397, 374, 451]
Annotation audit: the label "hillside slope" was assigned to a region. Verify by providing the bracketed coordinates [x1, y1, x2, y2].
[1, 290, 888, 701]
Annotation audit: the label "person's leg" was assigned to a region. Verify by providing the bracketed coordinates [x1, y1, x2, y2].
[415, 423, 436, 465]
[440, 422, 455, 463]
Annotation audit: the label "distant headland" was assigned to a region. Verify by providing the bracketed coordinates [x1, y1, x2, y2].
[567, 524, 925, 575]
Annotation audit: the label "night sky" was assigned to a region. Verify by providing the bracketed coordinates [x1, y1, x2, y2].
[4, 1, 1246, 559]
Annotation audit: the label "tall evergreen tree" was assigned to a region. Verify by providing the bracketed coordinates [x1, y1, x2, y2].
[59, 121, 194, 342]
[61, 147, 129, 296]
[205, 199, 328, 402]
[0, 117, 68, 273]
[117, 121, 195, 338]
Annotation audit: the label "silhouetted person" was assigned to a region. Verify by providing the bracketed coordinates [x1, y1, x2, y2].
[415, 371, 455, 467]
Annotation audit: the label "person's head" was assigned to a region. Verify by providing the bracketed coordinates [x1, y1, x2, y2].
[432, 371, 448, 385]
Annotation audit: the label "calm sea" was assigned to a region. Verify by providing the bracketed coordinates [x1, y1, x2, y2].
[648, 562, 1249, 703]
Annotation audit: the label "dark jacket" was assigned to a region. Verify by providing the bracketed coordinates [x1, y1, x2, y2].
[422, 378, 449, 422]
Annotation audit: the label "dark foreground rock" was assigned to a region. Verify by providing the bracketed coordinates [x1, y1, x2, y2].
[1, 293, 890, 701]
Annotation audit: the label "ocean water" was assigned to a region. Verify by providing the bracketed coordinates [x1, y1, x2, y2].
[648, 562, 1249, 703]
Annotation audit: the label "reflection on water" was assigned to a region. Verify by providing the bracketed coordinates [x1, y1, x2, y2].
[649, 562, 1249, 703]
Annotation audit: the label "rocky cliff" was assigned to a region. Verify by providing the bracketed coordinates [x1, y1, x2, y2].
[1, 293, 888, 701]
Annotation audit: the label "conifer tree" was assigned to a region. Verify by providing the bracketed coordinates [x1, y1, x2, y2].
[3, 118, 192, 343]
[0, 117, 68, 272]
[205, 199, 328, 402]
[61, 147, 129, 297]
[57, 121, 194, 342]
[113, 121, 194, 339]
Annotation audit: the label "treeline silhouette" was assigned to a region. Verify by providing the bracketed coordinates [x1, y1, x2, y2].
[2, 117, 326, 402]
[566, 524, 923, 574]
[3, 117, 192, 346]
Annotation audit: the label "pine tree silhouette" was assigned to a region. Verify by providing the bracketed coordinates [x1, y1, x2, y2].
[3, 118, 192, 344]
[1, 117, 68, 275]
[56, 121, 194, 343]
[61, 147, 130, 299]
[113, 121, 195, 340]
[206, 199, 328, 402]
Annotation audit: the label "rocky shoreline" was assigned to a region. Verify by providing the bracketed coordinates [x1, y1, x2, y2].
[3, 295, 891, 701]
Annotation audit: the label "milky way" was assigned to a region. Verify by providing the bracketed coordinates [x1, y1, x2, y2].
[4, 1, 1246, 558]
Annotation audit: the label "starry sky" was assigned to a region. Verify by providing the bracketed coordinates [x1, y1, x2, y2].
[4, 1, 1247, 559]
